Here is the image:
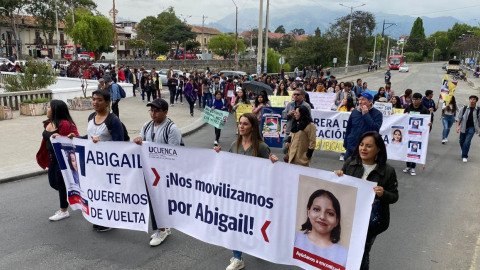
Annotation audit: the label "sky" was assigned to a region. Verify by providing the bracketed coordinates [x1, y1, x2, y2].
[94, 0, 479, 26]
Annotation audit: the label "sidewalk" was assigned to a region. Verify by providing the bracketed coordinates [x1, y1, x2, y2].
[0, 89, 206, 183]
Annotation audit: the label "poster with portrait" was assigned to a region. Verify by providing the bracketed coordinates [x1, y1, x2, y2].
[280, 120, 288, 137]
[407, 117, 424, 138]
[261, 107, 285, 148]
[407, 141, 422, 160]
[390, 126, 405, 146]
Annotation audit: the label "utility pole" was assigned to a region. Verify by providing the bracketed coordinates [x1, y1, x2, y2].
[386, 36, 390, 66]
[257, 0, 264, 75]
[340, 3, 365, 74]
[263, 0, 270, 73]
[432, 37, 437, 62]
[55, 0, 60, 59]
[201, 15, 208, 55]
[231, 0, 238, 71]
[373, 27, 377, 64]
[401, 40, 405, 56]
[379, 19, 396, 68]
[112, 0, 118, 68]
[71, 0, 76, 60]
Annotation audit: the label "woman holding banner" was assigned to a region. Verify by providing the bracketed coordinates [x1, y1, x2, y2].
[233, 88, 250, 135]
[441, 96, 457, 144]
[211, 91, 228, 146]
[285, 105, 316, 167]
[214, 113, 278, 270]
[334, 131, 399, 270]
[37, 100, 79, 221]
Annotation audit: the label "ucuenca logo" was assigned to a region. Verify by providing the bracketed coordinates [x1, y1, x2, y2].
[149, 147, 178, 159]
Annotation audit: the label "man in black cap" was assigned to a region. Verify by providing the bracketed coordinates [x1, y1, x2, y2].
[133, 98, 183, 246]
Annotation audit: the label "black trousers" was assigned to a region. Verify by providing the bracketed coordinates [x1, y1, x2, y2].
[146, 91, 152, 102]
[175, 89, 183, 102]
[48, 155, 69, 209]
[215, 128, 221, 141]
[360, 232, 377, 270]
[169, 89, 176, 104]
[406, 162, 417, 169]
[112, 100, 120, 118]
[185, 96, 195, 114]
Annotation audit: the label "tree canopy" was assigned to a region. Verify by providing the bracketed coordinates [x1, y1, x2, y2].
[207, 33, 246, 58]
[158, 23, 196, 57]
[274, 25, 285, 34]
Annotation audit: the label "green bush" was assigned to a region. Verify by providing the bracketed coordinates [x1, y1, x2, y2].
[403, 52, 424, 62]
[4, 60, 57, 92]
[22, 98, 50, 104]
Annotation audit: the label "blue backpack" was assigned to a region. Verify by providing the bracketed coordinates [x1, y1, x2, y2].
[117, 84, 126, 98]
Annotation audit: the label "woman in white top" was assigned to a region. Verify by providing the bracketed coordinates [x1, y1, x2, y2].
[441, 96, 458, 144]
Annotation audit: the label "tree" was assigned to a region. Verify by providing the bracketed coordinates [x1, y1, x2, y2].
[158, 23, 196, 58]
[328, 11, 376, 64]
[150, 40, 169, 55]
[405, 17, 427, 53]
[67, 9, 114, 60]
[274, 25, 285, 34]
[291, 28, 305, 35]
[285, 35, 346, 68]
[185, 40, 200, 52]
[315, 27, 321, 37]
[428, 31, 452, 61]
[4, 60, 57, 92]
[137, 6, 182, 49]
[266, 48, 291, 73]
[207, 33, 246, 59]
[26, 1, 59, 54]
[126, 38, 146, 55]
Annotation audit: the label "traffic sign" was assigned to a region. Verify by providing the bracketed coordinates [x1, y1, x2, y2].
[279, 57, 285, 65]
[333, 58, 337, 64]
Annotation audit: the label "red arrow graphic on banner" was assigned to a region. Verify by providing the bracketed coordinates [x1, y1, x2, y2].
[152, 168, 160, 186]
[261, 221, 271, 242]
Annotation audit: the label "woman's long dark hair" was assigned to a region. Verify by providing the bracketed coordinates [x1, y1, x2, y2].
[235, 88, 249, 105]
[351, 131, 387, 166]
[236, 113, 263, 157]
[392, 96, 402, 108]
[49, 100, 76, 130]
[345, 97, 355, 111]
[304, 92, 315, 109]
[254, 93, 267, 107]
[296, 105, 313, 125]
[300, 189, 342, 243]
[444, 96, 457, 116]
[260, 90, 270, 103]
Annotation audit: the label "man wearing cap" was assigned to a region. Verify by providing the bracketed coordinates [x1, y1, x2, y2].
[344, 92, 383, 161]
[133, 98, 182, 246]
[104, 75, 121, 118]
[282, 88, 312, 154]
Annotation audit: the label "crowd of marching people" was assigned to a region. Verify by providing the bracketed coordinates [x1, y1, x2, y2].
[34, 59, 480, 270]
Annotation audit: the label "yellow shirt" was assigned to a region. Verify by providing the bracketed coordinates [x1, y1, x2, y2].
[337, 106, 347, 112]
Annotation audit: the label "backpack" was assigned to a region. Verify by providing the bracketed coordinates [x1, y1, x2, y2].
[117, 84, 126, 98]
[88, 112, 130, 141]
[461, 106, 480, 119]
[142, 119, 185, 146]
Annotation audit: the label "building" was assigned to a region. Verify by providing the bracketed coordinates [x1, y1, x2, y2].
[398, 35, 409, 45]
[0, 15, 74, 59]
[116, 28, 133, 58]
[186, 24, 221, 53]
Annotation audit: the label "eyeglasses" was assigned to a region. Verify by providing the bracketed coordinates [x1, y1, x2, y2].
[292, 93, 301, 96]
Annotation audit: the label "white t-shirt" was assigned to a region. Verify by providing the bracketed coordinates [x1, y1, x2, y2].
[362, 163, 377, 180]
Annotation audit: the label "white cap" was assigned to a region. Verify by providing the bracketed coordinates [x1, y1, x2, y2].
[236, 87, 242, 92]
[295, 77, 301, 81]
[234, 79, 238, 83]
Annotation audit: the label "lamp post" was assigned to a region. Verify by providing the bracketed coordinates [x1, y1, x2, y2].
[232, 0, 238, 71]
[339, 3, 365, 74]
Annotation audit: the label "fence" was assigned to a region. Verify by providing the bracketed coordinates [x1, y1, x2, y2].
[267, 64, 372, 78]
[0, 89, 52, 110]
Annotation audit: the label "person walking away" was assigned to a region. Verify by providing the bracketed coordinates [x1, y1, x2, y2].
[400, 89, 413, 109]
[282, 89, 312, 154]
[133, 98, 183, 246]
[153, 72, 161, 99]
[422, 90, 438, 131]
[456, 95, 480, 162]
[184, 77, 197, 116]
[403, 93, 430, 175]
[65, 89, 125, 232]
[252, 93, 270, 121]
[144, 75, 154, 102]
[344, 92, 383, 161]
[37, 100, 79, 221]
[140, 71, 148, 102]
[104, 75, 121, 118]
[176, 75, 184, 105]
[441, 96, 457, 144]
[334, 131, 399, 270]
[285, 105, 316, 167]
[211, 91, 228, 146]
[167, 74, 178, 106]
[214, 113, 278, 270]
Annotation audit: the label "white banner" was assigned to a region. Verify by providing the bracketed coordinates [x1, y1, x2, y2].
[309, 92, 337, 111]
[141, 143, 375, 270]
[311, 110, 431, 164]
[51, 137, 150, 232]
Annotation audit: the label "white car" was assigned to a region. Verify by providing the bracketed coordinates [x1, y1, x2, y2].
[399, 64, 409, 72]
[78, 54, 94, 61]
[0, 58, 14, 66]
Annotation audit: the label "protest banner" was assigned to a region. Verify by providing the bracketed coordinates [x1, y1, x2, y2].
[260, 107, 285, 148]
[309, 110, 431, 164]
[50, 137, 150, 232]
[308, 92, 336, 111]
[270, 96, 292, 108]
[393, 108, 405, 114]
[203, 107, 229, 129]
[373, 103, 393, 116]
[141, 143, 375, 270]
[235, 104, 253, 122]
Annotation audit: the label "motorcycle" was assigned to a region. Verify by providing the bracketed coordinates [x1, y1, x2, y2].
[474, 71, 479, 78]
[453, 71, 467, 82]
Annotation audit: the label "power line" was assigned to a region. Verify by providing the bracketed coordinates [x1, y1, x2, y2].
[376, 4, 480, 18]
[308, 0, 342, 16]
[239, 0, 249, 13]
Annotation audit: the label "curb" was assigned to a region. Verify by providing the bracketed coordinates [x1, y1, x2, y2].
[0, 170, 48, 185]
[180, 115, 208, 137]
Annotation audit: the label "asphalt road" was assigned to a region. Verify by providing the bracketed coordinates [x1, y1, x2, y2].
[2, 62, 480, 270]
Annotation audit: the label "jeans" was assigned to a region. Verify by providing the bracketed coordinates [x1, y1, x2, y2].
[48, 155, 69, 209]
[198, 95, 203, 108]
[185, 95, 195, 114]
[215, 128, 221, 141]
[203, 93, 212, 108]
[459, 126, 476, 158]
[442, 115, 455, 140]
[112, 100, 120, 118]
[360, 232, 377, 270]
[175, 89, 183, 102]
[406, 162, 417, 169]
[169, 89, 176, 104]
[233, 250, 242, 259]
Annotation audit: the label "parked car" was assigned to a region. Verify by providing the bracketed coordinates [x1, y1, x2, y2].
[156, 56, 167, 61]
[399, 64, 409, 73]
[78, 54, 94, 61]
[0, 58, 14, 66]
[220, 70, 247, 78]
[92, 63, 114, 69]
[158, 69, 184, 85]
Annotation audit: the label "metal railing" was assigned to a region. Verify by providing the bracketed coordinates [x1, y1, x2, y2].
[0, 89, 52, 110]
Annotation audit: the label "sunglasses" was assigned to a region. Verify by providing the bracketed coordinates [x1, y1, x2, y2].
[292, 93, 302, 96]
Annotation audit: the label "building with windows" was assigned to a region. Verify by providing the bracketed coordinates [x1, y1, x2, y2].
[186, 24, 221, 54]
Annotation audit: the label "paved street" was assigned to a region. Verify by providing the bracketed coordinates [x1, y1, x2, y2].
[1, 63, 480, 270]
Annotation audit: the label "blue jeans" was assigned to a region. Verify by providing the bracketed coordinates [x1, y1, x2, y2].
[203, 93, 212, 108]
[442, 115, 455, 140]
[233, 250, 242, 259]
[459, 126, 475, 158]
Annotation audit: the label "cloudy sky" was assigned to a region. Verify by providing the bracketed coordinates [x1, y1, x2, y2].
[94, 0, 479, 26]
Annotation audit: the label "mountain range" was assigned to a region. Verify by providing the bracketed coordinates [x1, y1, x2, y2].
[204, 5, 465, 38]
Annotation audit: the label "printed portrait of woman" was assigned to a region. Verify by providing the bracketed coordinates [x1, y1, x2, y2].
[294, 189, 348, 267]
[391, 129, 403, 145]
[68, 151, 80, 187]
[411, 120, 420, 129]
[410, 143, 419, 153]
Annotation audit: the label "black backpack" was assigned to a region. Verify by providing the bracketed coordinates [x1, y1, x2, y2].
[142, 119, 185, 146]
[88, 112, 130, 141]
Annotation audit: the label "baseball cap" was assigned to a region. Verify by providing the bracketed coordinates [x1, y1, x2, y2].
[236, 87, 242, 92]
[295, 77, 301, 81]
[103, 75, 112, 83]
[98, 78, 105, 83]
[361, 92, 373, 100]
[147, 98, 169, 111]
[233, 79, 238, 83]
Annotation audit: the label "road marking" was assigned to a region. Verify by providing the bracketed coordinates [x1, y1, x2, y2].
[470, 233, 480, 270]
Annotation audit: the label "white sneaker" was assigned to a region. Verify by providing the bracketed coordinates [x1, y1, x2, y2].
[411, 169, 416, 176]
[445, 138, 448, 142]
[226, 257, 244, 270]
[171, 104, 175, 107]
[214, 140, 218, 146]
[49, 210, 70, 221]
[181, 102, 184, 105]
[442, 139, 446, 144]
[151, 228, 172, 238]
[463, 158, 468, 163]
[339, 154, 344, 161]
[403, 167, 410, 173]
[149, 230, 170, 246]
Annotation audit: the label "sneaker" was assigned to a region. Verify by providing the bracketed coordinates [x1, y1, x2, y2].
[93, 224, 100, 230]
[214, 140, 218, 146]
[463, 158, 468, 163]
[226, 257, 244, 270]
[151, 228, 172, 238]
[96, 226, 113, 232]
[49, 210, 69, 221]
[403, 167, 411, 173]
[445, 138, 448, 142]
[442, 139, 446, 144]
[150, 230, 169, 246]
[339, 154, 344, 161]
[181, 102, 184, 105]
[190, 113, 194, 117]
[410, 169, 416, 176]
[171, 104, 175, 107]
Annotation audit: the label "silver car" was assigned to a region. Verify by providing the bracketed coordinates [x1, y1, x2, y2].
[399, 64, 409, 73]
[158, 69, 184, 85]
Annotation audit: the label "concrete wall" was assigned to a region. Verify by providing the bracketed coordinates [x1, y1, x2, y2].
[51, 78, 134, 103]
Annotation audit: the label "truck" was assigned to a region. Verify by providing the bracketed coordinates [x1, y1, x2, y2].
[446, 59, 460, 74]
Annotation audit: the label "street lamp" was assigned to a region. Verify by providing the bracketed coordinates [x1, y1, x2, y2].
[339, 3, 365, 74]
[232, 0, 238, 71]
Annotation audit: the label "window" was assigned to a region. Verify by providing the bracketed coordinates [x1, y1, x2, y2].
[204, 38, 207, 44]
[120, 41, 124, 46]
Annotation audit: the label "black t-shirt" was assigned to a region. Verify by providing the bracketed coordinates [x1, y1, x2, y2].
[466, 107, 475, 128]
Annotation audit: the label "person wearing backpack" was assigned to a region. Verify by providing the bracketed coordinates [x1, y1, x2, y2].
[211, 90, 228, 146]
[456, 95, 480, 163]
[66, 89, 125, 232]
[104, 75, 122, 118]
[133, 98, 183, 246]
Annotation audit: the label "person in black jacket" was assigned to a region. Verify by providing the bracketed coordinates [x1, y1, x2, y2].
[403, 92, 431, 176]
[334, 131, 399, 270]
[167, 74, 178, 106]
[140, 71, 148, 102]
